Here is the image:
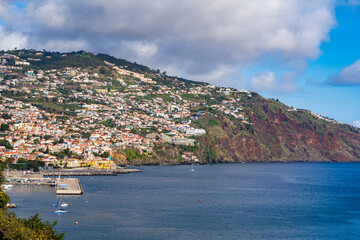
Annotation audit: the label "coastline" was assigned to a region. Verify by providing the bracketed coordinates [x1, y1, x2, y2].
[124, 160, 360, 167]
[41, 167, 141, 176]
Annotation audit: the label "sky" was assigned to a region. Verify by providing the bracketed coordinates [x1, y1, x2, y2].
[0, 0, 359, 126]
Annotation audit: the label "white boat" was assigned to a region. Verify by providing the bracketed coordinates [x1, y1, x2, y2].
[54, 209, 67, 214]
[190, 164, 195, 172]
[3, 184, 14, 191]
[53, 202, 69, 207]
[54, 197, 67, 213]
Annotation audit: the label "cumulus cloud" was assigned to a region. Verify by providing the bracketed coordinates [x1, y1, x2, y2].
[327, 60, 360, 85]
[0, 26, 27, 50]
[354, 120, 360, 128]
[251, 71, 276, 92]
[0, 0, 336, 88]
[0, 5, 6, 17]
[122, 41, 158, 60]
[189, 65, 244, 87]
[250, 71, 299, 93]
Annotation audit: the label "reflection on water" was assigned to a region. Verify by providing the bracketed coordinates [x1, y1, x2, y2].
[8, 163, 360, 240]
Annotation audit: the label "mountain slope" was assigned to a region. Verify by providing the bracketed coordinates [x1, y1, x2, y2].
[193, 94, 360, 162]
[1, 49, 359, 164]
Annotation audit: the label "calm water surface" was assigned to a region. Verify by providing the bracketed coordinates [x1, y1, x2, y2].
[8, 163, 360, 239]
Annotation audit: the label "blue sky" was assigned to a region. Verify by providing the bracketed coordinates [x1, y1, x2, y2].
[0, 0, 359, 126]
[270, 3, 360, 125]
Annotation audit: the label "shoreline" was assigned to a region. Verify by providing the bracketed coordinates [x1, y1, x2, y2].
[4, 167, 141, 186]
[124, 160, 360, 167]
[41, 167, 141, 176]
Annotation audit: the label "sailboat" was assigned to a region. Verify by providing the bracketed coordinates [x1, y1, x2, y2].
[53, 201, 69, 207]
[54, 197, 67, 214]
[189, 163, 195, 172]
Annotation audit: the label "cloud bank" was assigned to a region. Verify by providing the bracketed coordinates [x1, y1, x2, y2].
[0, 0, 336, 89]
[327, 60, 360, 85]
[354, 120, 360, 128]
[250, 71, 299, 93]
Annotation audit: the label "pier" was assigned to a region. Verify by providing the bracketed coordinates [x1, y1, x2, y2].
[42, 167, 141, 176]
[56, 178, 83, 195]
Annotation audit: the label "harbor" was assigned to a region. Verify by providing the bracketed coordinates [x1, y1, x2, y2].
[3, 167, 141, 194]
[42, 167, 141, 176]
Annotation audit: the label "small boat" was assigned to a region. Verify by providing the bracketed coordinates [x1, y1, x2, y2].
[189, 164, 195, 172]
[53, 202, 69, 207]
[54, 197, 67, 213]
[54, 209, 67, 214]
[2, 184, 14, 191]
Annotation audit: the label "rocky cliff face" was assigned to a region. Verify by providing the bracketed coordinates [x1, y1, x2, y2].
[195, 96, 360, 162]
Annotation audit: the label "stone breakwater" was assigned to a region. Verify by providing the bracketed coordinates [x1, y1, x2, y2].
[41, 167, 142, 176]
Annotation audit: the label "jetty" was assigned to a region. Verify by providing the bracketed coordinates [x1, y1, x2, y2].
[56, 178, 83, 195]
[42, 167, 141, 176]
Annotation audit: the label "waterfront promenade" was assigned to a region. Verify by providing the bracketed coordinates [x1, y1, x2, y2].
[42, 167, 141, 176]
[4, 167, 141, 189]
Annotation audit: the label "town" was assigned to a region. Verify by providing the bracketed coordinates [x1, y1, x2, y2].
[0, 50, 255, 170]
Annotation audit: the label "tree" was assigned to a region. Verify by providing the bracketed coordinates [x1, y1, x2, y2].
[44, 135, 52, 141]
[0, 114, 11, 119]
[0, 124, 9, 132]
[101, 151, 110, 159]
[0, 139, 13, 150]
[0, 171, 10, 208]
[0, 191, 10, 208]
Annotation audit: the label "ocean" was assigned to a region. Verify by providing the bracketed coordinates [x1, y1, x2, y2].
[8, 163, 360, 239]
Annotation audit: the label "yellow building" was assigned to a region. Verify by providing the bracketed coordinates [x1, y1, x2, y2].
[90, 160, 116, 169]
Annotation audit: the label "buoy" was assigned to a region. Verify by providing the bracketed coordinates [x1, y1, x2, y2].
[75, 222, 78, 225]
[199, 199, 202, 202]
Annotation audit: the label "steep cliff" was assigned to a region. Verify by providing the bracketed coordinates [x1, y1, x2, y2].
[193, 94, 360, 162]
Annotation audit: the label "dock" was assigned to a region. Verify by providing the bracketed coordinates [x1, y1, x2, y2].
[42, 167, 141, 176]
[56, 178, 83, 195]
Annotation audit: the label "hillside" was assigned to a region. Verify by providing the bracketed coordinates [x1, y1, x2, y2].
[0, 49, 359, 165]
[193, 95, 360, 162]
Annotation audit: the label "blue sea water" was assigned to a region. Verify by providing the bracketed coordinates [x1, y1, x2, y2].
[8, 163, 360, 240]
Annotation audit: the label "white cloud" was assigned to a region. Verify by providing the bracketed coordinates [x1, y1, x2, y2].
[0, 0, 336, 87]
[122, 41, 158, 60]
[42, 39, 89, 52]
[0, 4, 7, 17]
[251, 71, 276, 92]
[250, 71, 299, 93]
[327, 60, 360, 85]
[33, 1, 67, 28]
[0, 26, 27, 50]
[354, 120, 360, 128]
[189, 65, 243, 87]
